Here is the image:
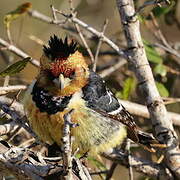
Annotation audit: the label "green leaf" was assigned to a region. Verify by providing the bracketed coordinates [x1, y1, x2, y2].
[0, 57, 31, 77]
[156, 82, 169, 97]
[116, 91, 123, 99]
[4, 2, 32, 28]
[122, 77, 136, 100]
[138, 15, 145, 23]
[154, 64, 167, 77]
[143, 40, 163, 64]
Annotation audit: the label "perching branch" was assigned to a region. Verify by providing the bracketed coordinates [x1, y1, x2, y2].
[116, 0, 180, 178]
[62, 109, 74, 180]
[120, 99, 180, 126]
[0, 97, 37, 138]
[0, 105, 91, 179]
[0, 141, 63, 180]
[103, 150, 173, 180]
[0, 96, 178, 179]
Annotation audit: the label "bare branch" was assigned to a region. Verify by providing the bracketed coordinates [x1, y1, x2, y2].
[0, 122, 18, 136]
[0, 85, 27, 95]
[100, 58, 127, 78]
[0, 141, 63, 179]
[28, 10, 76, 34]
[116, 0, 180, 178]
[154, 43, 180, 65]
[28, 9, 127, 58]
[105, 162, 117, 180]
[0, 116, 91, 180]
[0, 38, 39, 67]
[103, 150, 173, 180]
[134, 0, 169, 16]
[125, 139, 133, 180]
[72, 13, 95, 63]
[120, 99, 180, 126]
[62, 109, 74, 180]
[0, 97, 36, 138]
[93, 19, 109, 71]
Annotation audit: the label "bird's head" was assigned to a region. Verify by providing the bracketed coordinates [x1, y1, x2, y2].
[41, 35, 88, 78]
[39, 35, 89, 95]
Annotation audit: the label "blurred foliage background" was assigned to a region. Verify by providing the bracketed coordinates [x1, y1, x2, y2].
[0, 0, 180, 179]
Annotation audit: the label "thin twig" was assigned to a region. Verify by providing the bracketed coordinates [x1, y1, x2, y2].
[90, 170, 108, 176]
[62, 109, 74, 180]
[50, 5, 57, 21]
[2, 51, 14, 90]
[0, 38, 39, 67]
[162, 97, 180, 105]
[29, 35, 44, 45]
[0, 101, 36, 138]
[75, 22, 95, 63]
[165, 65, 180, 75]
[71, 0, 95, 63]
[69, 14, 95, 62]
[28, 9, 71, 28]
[3, 76, 10, 87]
[0, 122, 18, 136]
[134, 0, 169, 16]
[100, 58, 127, 78]
[150, 12, 170, 48]
[6, 27, 13, 45]
[126, 139, 133, 180]
[0, 85, 27, 95]
[28, 9, 127, 58]
[154, 43, 180, 65]
[69, 0, 74, 12]
[93, 19, 109, 71]
[119, 99, 180, 126]
[103, 149, 173, 179]
[73, 157, 92, 180]
[105, 162, 117, 180]
[146, 12, 180, 66]
[62, 12, 127, 57]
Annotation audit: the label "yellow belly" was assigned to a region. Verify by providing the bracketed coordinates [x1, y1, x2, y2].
[23, 87, 126, 155]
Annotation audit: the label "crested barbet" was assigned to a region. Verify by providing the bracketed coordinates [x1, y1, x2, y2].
[23, 35, 164, 155]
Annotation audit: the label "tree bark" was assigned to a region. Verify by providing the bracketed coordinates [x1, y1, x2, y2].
[116, 0, 180, 178]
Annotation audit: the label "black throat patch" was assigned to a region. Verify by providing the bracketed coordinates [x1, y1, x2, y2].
[31, 82, 72, 115]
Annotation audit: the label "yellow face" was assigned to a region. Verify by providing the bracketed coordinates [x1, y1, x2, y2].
[40, 51, 88, 78]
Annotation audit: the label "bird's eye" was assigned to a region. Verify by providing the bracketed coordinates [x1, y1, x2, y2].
[69, 71, 75, 79]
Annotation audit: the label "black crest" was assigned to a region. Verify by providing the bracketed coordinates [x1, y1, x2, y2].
[43, 35, 77, 60]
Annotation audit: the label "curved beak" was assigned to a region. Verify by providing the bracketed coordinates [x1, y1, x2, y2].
[59, 74, 65, 89]
[53, 74, 65, 89]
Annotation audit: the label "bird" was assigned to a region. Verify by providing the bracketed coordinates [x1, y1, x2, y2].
[23, 35, 164, 155]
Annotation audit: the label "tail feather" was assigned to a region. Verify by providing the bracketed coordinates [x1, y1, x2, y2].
[128, 129, 166, 152]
